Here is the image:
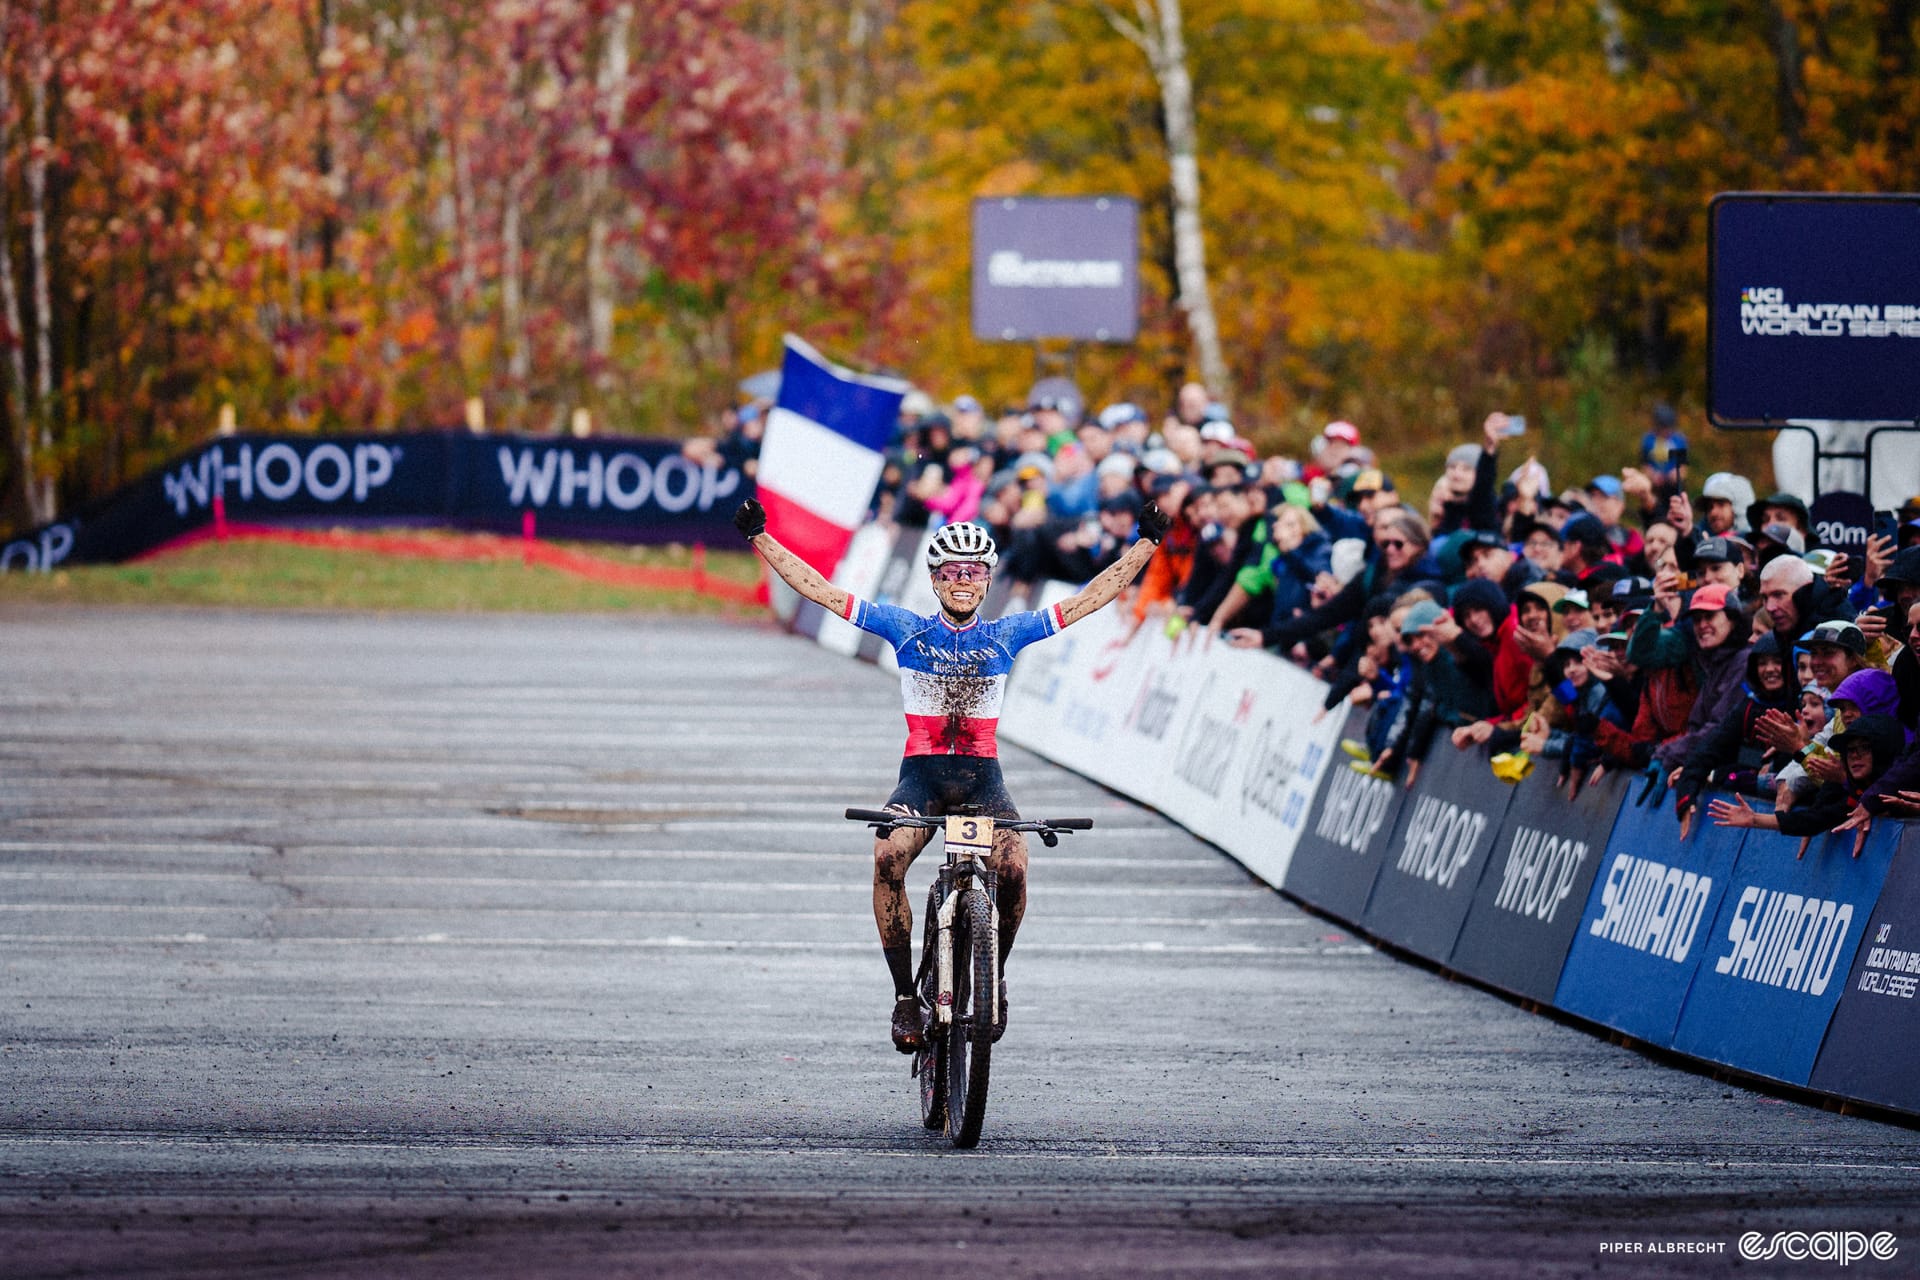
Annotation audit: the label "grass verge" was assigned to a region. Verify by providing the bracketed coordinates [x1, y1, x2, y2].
[0, 532, 765, 614]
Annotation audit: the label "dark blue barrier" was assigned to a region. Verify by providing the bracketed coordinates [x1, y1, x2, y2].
[1280, 706, 1406, 924]
[1670, 821, 1900, 1085]
[1553, 794, 1749, 1047]
[1448, 766, 1631, 1002]
[1807, 821, 1920, 1111]
[1, 432, 748, 571]
[1360, 737, 1516, 964]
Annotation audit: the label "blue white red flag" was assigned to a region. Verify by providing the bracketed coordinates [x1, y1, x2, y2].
[755, 335, 907, 575]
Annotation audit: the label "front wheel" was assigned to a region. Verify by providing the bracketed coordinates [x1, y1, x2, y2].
[945, 889, 996, 1148]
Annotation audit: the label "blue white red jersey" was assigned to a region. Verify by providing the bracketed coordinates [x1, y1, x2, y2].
[839, 596, 1067, 757]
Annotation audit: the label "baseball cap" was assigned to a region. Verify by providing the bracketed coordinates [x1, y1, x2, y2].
[1323, 420, 1361, 445]
[1687, 582, 1737, 613]
[1199, 421, 1237, 444]
[952, 394, 983, 414]
[1096, 401, 1145, 429]
[1588, 475, 1624, 498]
[1561, 512, 1607, 545]
[1798, 620, 1867, 655]
[1757, 522, 1807, 554]
[1096, 453, 1137, 480]
[1400, 600, 1447, 636]
[1693, 535, 1750, 564]
[1599, 631, 1630, 649]
[1700, 472, 1747, 503]
[1340, 468, 1389, 499]
[1553, 589, 1591, 612]
[1461, 529, 1508, 557]
[1610, 576, 1654, 612]
[1881, 545, 1920, 587]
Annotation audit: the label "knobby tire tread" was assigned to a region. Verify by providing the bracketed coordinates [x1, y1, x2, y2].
[947, 889, 995, 1148]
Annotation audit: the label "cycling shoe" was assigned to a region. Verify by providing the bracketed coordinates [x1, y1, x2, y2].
[891, 995, 926, 1054]
[992, 978, 1009, 1043]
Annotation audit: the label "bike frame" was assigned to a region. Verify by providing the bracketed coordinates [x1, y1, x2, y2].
[932, 814, 1000, 1031]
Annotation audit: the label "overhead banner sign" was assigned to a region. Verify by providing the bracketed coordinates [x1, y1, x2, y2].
[1808, 821, 1920, 1111]
[971, 197, 1139, 343]
[1448, 767, 1630, 1003]
[1553, 796, 1749, 1048]
[1360, 737, 1516, 964]
[1, 432, 747, 573]
[1707, 193, 1920, 425]
[1672, 821, 1899, 1085]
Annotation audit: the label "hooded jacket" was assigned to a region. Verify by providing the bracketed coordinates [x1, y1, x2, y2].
[1780, 714, 1908, 836]
[1675, 630, 1797, 805]
[1630, 605, 1755, 770]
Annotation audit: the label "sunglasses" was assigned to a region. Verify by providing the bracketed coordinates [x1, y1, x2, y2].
[935, 563, 990, 583]
[1376, 538, 1409, 551]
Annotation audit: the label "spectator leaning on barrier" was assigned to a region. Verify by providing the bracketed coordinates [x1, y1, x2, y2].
[1630, 582, 1753, 800]
[1759, 621, 1878, 809]
[1712, 714, 1908, 839]
[1366, 598, 1495, 785]
[1671, 630, 1799, 813]
[1231, 507, 1439, 664]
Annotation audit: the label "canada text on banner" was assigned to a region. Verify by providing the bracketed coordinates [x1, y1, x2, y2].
[754, 335, 908, 577]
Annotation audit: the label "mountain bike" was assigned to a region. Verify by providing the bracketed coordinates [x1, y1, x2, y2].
[846, 805, 1092, 1149]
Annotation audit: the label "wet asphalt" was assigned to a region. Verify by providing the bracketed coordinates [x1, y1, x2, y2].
[2, 606, 1918, 1278]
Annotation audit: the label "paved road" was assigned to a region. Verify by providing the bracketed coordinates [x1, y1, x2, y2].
[3, 606, 1918, 1278]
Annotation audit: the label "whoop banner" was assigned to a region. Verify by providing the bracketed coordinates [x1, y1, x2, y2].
[755, 335, 908, 577]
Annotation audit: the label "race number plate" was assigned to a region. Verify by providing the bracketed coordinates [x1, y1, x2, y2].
[944, 814, 996, 860]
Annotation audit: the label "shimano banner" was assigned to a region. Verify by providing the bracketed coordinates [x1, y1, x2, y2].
[1281, 706, 1408, 925]
[1447, 767, 1631, 1002]
[1708, 193, 1920, 424]
[0, 432, 747, 572]
[1808, 822, 1920, 1112]
[1672, 820, 1899, 1085]
[1554, 796, 1750, 1047]
[971, 197, 1139, 343]
[1360, 740, 1516, 964]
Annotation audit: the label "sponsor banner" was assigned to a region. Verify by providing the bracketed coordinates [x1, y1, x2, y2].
[1672, 819, 1900, 1085]
[1360, 740, 1517, 964]
[1000, 604, 1162, 800]
[1447, 766, 1631, 1001]
[1808, 821, 1920, 1112]
[1554, 795, 1750, 1047]
[2, 432, 747, 572]
[971, 196, 1139, 343]
[1708, 193, 1920, 424]
[1153, 639, 1342, 889]
[1280, 705, 1407, 926]
[459, 435, 742, 542]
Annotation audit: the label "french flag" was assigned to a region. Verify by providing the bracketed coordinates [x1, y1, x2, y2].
[755, 335, 907, 575]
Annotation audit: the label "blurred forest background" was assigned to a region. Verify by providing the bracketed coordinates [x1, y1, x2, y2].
[5, 0, 1918, 530]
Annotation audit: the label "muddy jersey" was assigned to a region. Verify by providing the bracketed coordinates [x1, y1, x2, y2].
[839, 597, 1067, 757]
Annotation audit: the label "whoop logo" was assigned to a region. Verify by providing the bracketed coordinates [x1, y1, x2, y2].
[1739, 1231, 1898, 1265]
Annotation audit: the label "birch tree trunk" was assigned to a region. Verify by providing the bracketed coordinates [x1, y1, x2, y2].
[0, 0, 43, 523]
[584, 2, 631, 398]
[502, 166, 532, 401]
[1099, 0, 1230, 406]
[25, 0, 54, 520]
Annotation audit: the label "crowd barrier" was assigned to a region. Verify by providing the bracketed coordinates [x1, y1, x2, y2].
[0, 431, 748, 572]
[799, 519, 1920, 1122]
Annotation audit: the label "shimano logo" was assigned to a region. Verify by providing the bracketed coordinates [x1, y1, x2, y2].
[1739, 1230, 1897, 1265]
[1588, 854, 1712, 963]
[1712, 886, 1855, 998]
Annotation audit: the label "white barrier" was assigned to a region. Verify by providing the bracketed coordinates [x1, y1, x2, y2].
[998, 607, 1344, 888]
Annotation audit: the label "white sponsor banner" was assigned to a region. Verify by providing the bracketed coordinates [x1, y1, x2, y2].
[1001, 601, 1344, 889]
[815, 523, 899, 656]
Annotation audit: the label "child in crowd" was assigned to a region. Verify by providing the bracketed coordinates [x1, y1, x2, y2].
[1710, 714, 1907, 837]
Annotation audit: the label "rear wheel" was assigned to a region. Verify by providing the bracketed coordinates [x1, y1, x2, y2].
[945, 889, 996, 1148]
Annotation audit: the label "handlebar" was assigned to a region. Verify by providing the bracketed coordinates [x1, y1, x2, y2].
[844, 807, 1092, 835]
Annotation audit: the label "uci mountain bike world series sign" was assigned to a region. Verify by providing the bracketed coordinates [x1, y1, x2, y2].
[1707, 193, 1920, 425]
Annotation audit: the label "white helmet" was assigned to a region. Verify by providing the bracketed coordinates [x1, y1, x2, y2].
[926, 522, 999, 570]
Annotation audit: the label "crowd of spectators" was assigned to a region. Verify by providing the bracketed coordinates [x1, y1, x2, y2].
[841, 381, 1920, 843]
[689, 376, 1920, 842]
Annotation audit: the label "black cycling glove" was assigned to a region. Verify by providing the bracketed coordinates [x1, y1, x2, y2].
[1137, 499, 1171, 545]
[733, 497, 767, 541]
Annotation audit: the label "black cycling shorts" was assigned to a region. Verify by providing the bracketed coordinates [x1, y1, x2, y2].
[885, 755, 1019, 821]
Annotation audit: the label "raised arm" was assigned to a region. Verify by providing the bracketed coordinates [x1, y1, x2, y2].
[1054, 502, 1168, 628]
[734, 498, 851, 618]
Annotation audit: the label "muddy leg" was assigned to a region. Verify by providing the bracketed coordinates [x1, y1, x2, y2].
[989, 829, 1028, 966]
[874, 826, 932, 996]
